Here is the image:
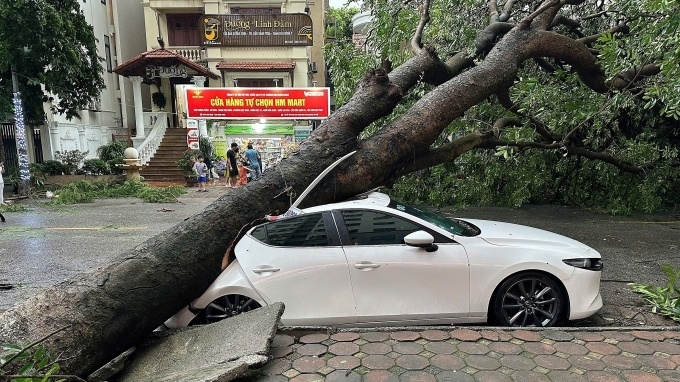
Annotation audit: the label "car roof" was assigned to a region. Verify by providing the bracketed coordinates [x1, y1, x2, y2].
[303, 191, 391, 213]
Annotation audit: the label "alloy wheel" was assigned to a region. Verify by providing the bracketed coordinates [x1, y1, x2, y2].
[205, 295, 262, 323]
[497, 275, 562, 327]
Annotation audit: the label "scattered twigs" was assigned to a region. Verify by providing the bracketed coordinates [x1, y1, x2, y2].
[0, 325, 71, 371]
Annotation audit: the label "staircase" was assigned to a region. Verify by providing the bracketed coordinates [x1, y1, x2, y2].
[140, 129, 187, 183]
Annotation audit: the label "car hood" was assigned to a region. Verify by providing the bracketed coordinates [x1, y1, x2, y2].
[460, 218, 596, 255]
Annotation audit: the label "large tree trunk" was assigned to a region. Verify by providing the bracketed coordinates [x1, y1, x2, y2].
[0, 1, 661, 377]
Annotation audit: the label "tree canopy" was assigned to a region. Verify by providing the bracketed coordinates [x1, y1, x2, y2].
[326, 0, 680, 214]
[0, 0, 105, 123]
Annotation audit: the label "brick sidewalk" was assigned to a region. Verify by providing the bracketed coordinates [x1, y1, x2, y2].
[255, 328, 680, 382]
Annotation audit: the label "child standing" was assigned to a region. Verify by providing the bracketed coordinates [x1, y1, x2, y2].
[193, 156, 209, 192]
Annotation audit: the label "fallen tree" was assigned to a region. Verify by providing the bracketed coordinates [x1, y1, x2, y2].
[1, 0, 676, 377]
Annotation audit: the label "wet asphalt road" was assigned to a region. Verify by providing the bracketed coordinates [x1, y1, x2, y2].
[1, 187, 679, 326]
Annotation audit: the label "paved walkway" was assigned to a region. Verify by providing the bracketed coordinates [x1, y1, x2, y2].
[255, 328, 680, 382]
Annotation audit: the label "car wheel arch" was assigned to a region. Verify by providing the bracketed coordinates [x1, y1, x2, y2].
[487, 269, 571, 325]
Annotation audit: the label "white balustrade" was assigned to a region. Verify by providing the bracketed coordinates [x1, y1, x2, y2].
[135, 112, 168, 165]
[171, 46, 206, 63]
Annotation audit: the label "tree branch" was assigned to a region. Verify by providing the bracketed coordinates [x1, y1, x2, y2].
[479, 138, 653, 173]
[499, 0, 516, 22]
[488, 0, 500, 23]
[608, 64, 661, 90]
[0, 325, 71, 371]
[519, 0, 561, 30]
[577, 23, 629, 45]
[497, 90, 562, 141]
[410, 0, 431, 53]
[474, 22, 515, 55]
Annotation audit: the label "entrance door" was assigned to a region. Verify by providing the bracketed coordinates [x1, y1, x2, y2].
[173, 83, 193, 129]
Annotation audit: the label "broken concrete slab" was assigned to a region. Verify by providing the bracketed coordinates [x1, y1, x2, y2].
[116, 302, 284, 382]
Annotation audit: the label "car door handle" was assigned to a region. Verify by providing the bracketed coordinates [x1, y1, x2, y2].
[353, 262, 380, 270]
[252, 266, 280, 274]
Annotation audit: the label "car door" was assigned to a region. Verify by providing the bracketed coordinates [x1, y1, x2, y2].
[237, 211, 357, 326]
[335, 209, 470, 325]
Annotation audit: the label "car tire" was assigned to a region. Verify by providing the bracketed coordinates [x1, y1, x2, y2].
[492, 272, 565, 327]
[204, 294, 262, 324]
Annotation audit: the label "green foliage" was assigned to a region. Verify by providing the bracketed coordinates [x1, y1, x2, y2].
[325, 6, 359, 40]
[54, 150, 88, 175]
[325, 0, 680, 213]
[81, 159, 110, 175]
[107, 157, 125, 175]
[177, 149, 202, 177]
[0, 342, 63, 382]
[152, 91, 167, 110]
[0, 202, 27, 213]
[0, 0, 105, 122]
[96, 140, 127, 162]
[32, 161, 65, 176]
[49, 180, 186, 204]
[630, 265, 680, 322]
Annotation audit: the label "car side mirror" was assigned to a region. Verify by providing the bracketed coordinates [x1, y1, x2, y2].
[404, 231, 438, 252]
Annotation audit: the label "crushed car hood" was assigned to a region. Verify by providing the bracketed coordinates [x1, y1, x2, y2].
[460, 219, 595, 254]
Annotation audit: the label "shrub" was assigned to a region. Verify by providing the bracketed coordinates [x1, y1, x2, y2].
[97, 140, 127, 162]
[55, 150, 88, 174]
[82, 159, 110, 175]
[40, 160, 66, 176]
[107, 157, 125, 175]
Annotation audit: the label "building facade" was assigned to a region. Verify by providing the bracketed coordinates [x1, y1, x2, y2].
[141, 0, 327, 162]
[42, 0, 147, 161]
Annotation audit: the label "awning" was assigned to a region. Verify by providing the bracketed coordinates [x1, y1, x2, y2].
[216, 61, 296, 71]
[113, 48, 219, 83]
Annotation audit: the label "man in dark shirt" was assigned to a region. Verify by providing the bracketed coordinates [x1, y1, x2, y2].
[226, 142, 239, 188]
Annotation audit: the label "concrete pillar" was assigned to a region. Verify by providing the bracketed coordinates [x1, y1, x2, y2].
[191, 76, 208, 137]
[77, 125, 86, 152]
[191, 76, 206, 87]
[49, 124, 60, 159]
[131, 76, 145, 139]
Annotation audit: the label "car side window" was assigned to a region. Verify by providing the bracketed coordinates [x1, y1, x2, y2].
[340, 210, 421, 245]
[250, 213, 331, 247]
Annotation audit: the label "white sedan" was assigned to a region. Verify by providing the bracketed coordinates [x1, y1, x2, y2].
[166, 191, 603, 328]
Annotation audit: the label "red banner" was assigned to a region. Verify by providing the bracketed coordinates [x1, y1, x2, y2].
[185, 87, 330, 119]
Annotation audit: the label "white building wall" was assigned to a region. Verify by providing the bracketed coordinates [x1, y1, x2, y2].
[43, 0, 145, 160]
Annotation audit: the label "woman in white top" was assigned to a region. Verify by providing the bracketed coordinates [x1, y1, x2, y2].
[0, 162, 5, 222]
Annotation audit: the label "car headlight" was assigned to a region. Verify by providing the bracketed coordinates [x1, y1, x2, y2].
[563, 258, 603, 271]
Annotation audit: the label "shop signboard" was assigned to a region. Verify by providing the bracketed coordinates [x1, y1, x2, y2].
[186, 87, 330, 119]
[294, 126, 312, 142]
[186, 119, 199, 150]
[202, 14, 313, 47]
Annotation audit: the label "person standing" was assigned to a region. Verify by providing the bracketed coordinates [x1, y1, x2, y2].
[192, 155, 209, 192]
[244, 144, 262, 181]
[0, 162, 6, 222]
[226, 142, 240, 188]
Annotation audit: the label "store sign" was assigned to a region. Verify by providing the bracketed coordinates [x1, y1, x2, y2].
[202, 14, 313, 47]
[186, 87, 331, 119]
[145, 65, 188, 79]
[186, 119, 199, 150]
[294, 126, 312, 141]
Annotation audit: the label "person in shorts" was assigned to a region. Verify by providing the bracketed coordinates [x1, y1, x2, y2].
[192, 155, 209, 192]
[226, 142, 240, 188]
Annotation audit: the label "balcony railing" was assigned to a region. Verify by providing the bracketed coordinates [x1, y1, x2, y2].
[171, 46, 206, 64]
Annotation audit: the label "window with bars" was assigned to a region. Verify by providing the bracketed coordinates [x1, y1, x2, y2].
[236, 78, 284, 87]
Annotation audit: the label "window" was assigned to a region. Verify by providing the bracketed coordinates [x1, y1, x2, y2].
[250, 213, 330, 247]
[167, 14, 202, 46]
[101, 0, 106, 4]
[340, 210, 421, 246]
[104, 35, 112, 72]
[232, 7, 281, 15]
[237, 78, 284, 87]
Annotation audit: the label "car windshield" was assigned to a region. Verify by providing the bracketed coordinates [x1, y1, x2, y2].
[387, 198, 479, 237]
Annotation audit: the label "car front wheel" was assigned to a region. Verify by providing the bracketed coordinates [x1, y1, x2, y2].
[492, 272, 565, 327]
[204, 294, 262, 324]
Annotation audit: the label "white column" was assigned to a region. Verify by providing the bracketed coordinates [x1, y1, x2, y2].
[191, 76, 206, 87]
[77, 125, 86, 152]
[191, 76, 208, 137]
[49, 124, 60, 159]
[131, 76, 145, 139]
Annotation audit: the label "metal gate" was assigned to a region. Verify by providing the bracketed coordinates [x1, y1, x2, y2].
[1, 122, 44, 173]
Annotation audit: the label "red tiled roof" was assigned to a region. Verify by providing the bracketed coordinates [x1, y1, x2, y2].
[113, 48, 219, 81]
[216, 61, 296, 70]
